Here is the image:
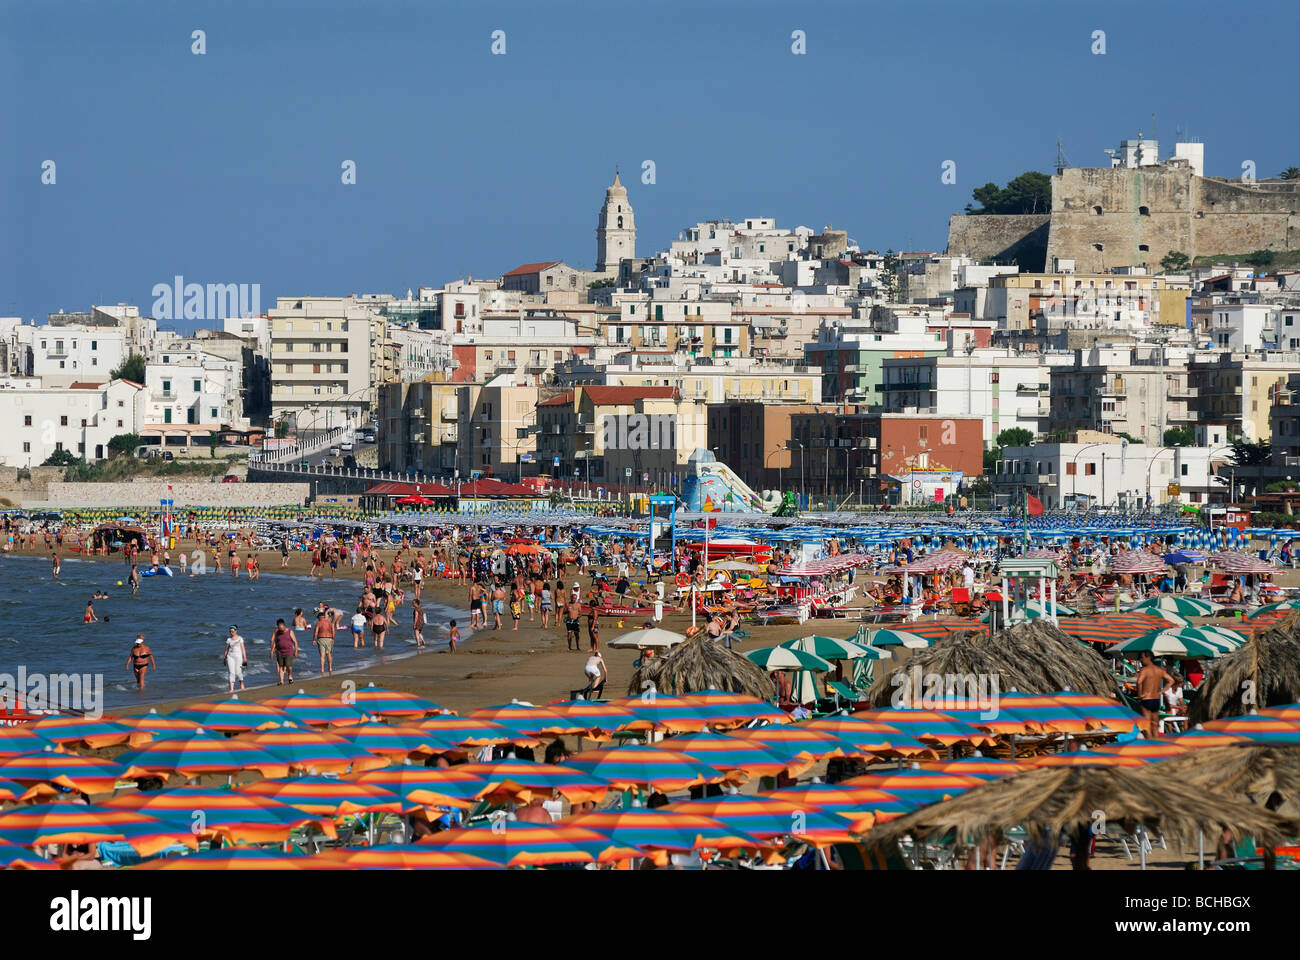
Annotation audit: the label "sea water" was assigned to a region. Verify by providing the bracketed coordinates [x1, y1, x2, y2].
[0, 554, 459, 710]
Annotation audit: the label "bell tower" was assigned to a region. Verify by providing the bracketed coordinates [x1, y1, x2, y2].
[596, 172, 635, 274]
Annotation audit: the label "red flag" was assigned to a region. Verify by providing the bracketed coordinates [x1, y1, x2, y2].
[1026, 494, 1044, 516]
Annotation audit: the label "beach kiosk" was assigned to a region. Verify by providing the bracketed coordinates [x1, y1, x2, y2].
[997, 556, 1062, 626]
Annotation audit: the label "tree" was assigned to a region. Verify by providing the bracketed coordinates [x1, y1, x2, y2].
[110, 353, 147, 384]
[1115, 432, 1143, 444]
[41, 449, 81, 467]
[1248, 249, 1275, 269]
[1280, 167, 1300, 180]
[107, 433, 142, 457]
[1160, 250, 1190, 273]
[877, 250, 899, 301]
[996, 428, 1033, 448]
[274, 419, 290, 439]
[1228, 438, 1272, 467]
[1163, 426, 1195, 447]
[964, 171, 1052, 215]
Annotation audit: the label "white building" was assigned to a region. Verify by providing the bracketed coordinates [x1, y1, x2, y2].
[144, 354, 242, 428]
[26, 325, 127, 386]
[0, 380, 146, 466]
[390, 326, 454, 382]
[1209, 303, 1278, 351]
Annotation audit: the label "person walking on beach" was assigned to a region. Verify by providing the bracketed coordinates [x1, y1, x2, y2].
[371, 609, 388, 650]
[280, 538, 290, 569]
[468, 580, 484, 630]
[224, 626, 248, 693]
[491, 582, 506, 630]
[563, 596, 583, 651]
[271, 618, 298, 685]
[312, 610, 335, 677]
[127, 636, 155, 690]
[51, 551, 61, 579]
[587, 604, 601, 653]
[412, 598, 426, 649]
[1135, 651, 1177, 738]
[350, 609, 367, 648]
[448, 618, 460, 653]
[128, 563, 140, 596]
[540, 582, 553, 629]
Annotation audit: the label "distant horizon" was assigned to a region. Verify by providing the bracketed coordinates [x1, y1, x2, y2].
[4, 0, 1297, 329]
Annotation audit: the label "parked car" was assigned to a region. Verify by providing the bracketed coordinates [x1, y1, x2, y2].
[222, 475, 240, 483]
[161, 451, 174, 461]
[340, 441, 354, 452]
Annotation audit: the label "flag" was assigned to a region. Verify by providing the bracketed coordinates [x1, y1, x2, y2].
[1026, 494, 1044, 516]
[703, 496, 715, 512]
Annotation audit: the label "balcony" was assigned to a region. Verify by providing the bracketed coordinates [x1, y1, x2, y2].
[440, 427, 458, 442]
[1016, 405, 1050, 419]
[440, 409, 457, 422]
[1167, 385, 1198, 399]
[1037, 474, 1058, 485]
[879, 381, 934, 392]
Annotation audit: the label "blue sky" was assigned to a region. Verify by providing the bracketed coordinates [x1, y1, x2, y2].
[2, 0, 1296, 330]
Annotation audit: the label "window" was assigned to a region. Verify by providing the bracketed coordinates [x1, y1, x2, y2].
[116, 420, 123, 428]
[162, 380, 171, 394]
[1093, 243, 1104, 251]
[59, 415, 67, 426]
[91, 341, 97, 349]
[1085, 463, 1096, 476]
[164, 409, 172, 424]
[23, 415, 31, 426]
[1138, 244, 1149, 252]
[1092, 205, 1103, 215]
[918, 425, 929, 444]
[1065, 462, 1077, 476]
[22, 442, 30, 453]
[80, 419, 87, 427]
[1181, 463, 1189, 476]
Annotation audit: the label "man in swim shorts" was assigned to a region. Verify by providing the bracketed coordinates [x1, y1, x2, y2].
[271, 618, 298, 684]
[312, 610, 336, 677]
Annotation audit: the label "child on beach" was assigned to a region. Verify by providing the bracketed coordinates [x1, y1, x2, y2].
[448, 619, 460, 653]
[412, 598, 425, 649]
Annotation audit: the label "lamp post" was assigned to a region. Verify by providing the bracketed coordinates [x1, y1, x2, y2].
[1071, 441, 1103, 511]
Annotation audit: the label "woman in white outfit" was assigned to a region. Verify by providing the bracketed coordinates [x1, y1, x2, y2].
[224, 625, 248, 692]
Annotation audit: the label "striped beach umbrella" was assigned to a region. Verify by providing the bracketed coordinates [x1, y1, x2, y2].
[1259, 703, 1300, 721]
[563, 809, 768, 858]
[1046, 692, 1141, 734]
[544, 701, 642, 741]
[415, 716, 533, 747]
[115, 712, 206, 738]
[728, 726, 858, 761]
[1057, 612, 1171, 644]
[0, 778, 54, 803]
[1106, 632, 1221, 659]
[1200, 715, 1300, 743]
[1241, 609, 1292, 631]
[312, 845, 500, 870]
[761, 784, 916, 823]
[565, 745, 729, 793]
[1170, 729, 1250, 749]
[0, 750, 146, 794]
[342, 684, 445, 719]
[261, 691, 370, 727]
[166, 696, 296, 732]
[978, 692, 1102, 736]
[842, 769, 983, 804]
[1111, 551, 1170, 575]
[1091, 741, 1190, 759]
[667, 794, 860, 845]
[780, 635, 885, 661]
[238, 728, 389, 775]
[0, 838, 59, 869]
[345, 767, 486, 809]
[897, 620, 983, 642]
[114, 735, 291, 779]
[862, 628, 931, 649]
[854, 709, 996, 748]
[28, 716, 150, 749]
[801, 717, 938, 759]
[237, 776, 407, 816]
[130, 847, 333, 870]
[0, 802, 199, 857]
[468, 702, 589, 737]
[417, 821, 612, 867]
[678, 690, 792, 727]
[329, 721, 447, 761]
[745, 646, 833, 672]
[453, 760, 609, 804]
[1248, 601, 1300, 618]
[932, 757, 1029, 778]
[1028, 750, 1148, 768]
[1131, 596, 1220, 617]
[605, 696, 714, 734]
[0, 726, 54, 758]
[1208, 551, 1274, 574]
[649, 732, 811, 779]
[102, 786, 337, 844]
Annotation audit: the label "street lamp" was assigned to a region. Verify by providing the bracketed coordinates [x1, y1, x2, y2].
[1071, 441, 1104, 511]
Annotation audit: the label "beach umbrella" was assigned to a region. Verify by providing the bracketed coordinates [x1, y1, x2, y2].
[666, 794, 862, 844]
[417, 821, 612, 867]
[562, 809, 769, 860]
[745, 646, 833, 673]
[780, 635, 885, 661]
[468, 702, 589, 737]
[932, 757, 1030, 779]
[452, 760, 609, 804]
[647, 732, 811, 779]
[727, 726, 857, 761]
[896, 620, 983, 642]
[862, 628, 931, 649]
[113, 734, 291, 779]
[0, 838, 58, 869]
[605, 696, 714, 734]
[165, 696, 297, 732]
[1199, 715, 1300, 744]
[114, 712, 206, 738]
[1057, 611, 1172, 644]
[1110, 551, 1170, 575]
[27, 717, 150, 749]
[0, 750, 146, 794]
[0, 726, 55, 758]
[1131, 596, 1220, 617]
[312, 845, 501, 870]
[0, 802, 199, 858]
[842, 769, 984, 805]
[1249, 601, 1300, 618]
[564, 745, 729, 793]
[853, 709, 996, 748]
[1047, 692, 1142, 734]
[1106, 632, 1221, 659]
[545, 701, 641, 741]
[1260, 703, 1300, 721]
[415, 716, 533, 747]
[328, 721, 449, 761]
[677, 689, 792, 727]
[608, 628, 688, 650]
[1208, 551, 1274, 574]
[1170, 729, 1251, 749]
[102, 785, 337, 844]
[1026, 752, 1147, 768]
[801, 717, 938, 759]
[344, 767, 486, 809]
[237, 776, 407, 816]
[237, 728, 388, 775]
[761, 784, 917, 825]
[342, 684, 445, 719]
[1092, 742, 1190, 759]
[0, 778, 54, 803]
[262, 691, 371, 727]
[130, 847, 335, 870]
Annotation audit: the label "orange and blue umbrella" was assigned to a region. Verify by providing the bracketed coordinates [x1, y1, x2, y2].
[418, 822, 611, 867]
[854, 709, 996, 747]
[728, 726, 857, 761]
[546, 701, 642, 740]
[115, 712, 206, 738]
[649, 732, 811, 779]
[416, 716, 534, 747]
[453, 760, 609, 804]
[0, 726, 54, 757]
[1027, 751, 1146, 768]
[29, 716, 150, 749]
[345, 767, 486, 809]
[678, 690, 791, 727]
[468, 702, 594, 737]
[762, 783, 916, 818]
[0, 802, 199, 857]
[604, 696, 713, 734]
[0, 838, 58, 869]
[166, 697, 295, 732]
[342, 684, 445, 719]
[565, 745, 730, 793]
[667, 795, 860, 845]
[1092, 741, 1189, 760]
[0, 750, 146, 794]
[0, 777, 53, 803]
[1260, 703, 1300, 721]
[131, 847, 332, 870]
[563, 809, 768, 857]
[330, 721, 448, 761]
[103, 785, 337, 844]
[842, 769, 983, 804]
[1170, 729, 1249, 748]
[1201, 715, 1300, 743]
[312, 844, 499, 870]
[237, 776, 407, 816]
[237, 727, 388, 775]
[800, 717, 938, 759]
[932, 757, 1029, 778]
[262, 691, 370, 727]
[1046, 692, 1141, 734]
[114, 735, 290, 779]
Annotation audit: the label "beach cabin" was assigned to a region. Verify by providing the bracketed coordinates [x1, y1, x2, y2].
[996, 556, 1062, 625]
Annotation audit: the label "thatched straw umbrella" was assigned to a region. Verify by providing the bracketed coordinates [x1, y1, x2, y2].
[1189, 612, 1300, 723]
[1148, 744, 1300, 820]
[861, 764, 1291, 868]
[867, 620, 1116, 706]
[628, 635, 775, 700]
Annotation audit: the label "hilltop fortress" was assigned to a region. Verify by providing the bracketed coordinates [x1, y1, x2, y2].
[948, 138, 1300, 272]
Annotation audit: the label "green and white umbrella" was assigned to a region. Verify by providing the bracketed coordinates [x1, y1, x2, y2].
[1145, 626, 1246, 654]
[1009, 598, 1077, 620]
[780, 635, 886, 661]
[862, 628, 931, 649]
[745, 647, 834, 672]
[1131, 596, 1220, 617]
[1106, 631, 1222, 659]
[1251, 599, 1300, 617]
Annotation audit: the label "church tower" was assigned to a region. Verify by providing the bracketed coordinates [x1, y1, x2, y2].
[596, 172, 635, 274]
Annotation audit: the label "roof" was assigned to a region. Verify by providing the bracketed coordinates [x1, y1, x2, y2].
[537, 390, 575, 407]
[580, 385, 678, 406]
[503, 261, 562, 278]
[68, 381, 106, 389]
